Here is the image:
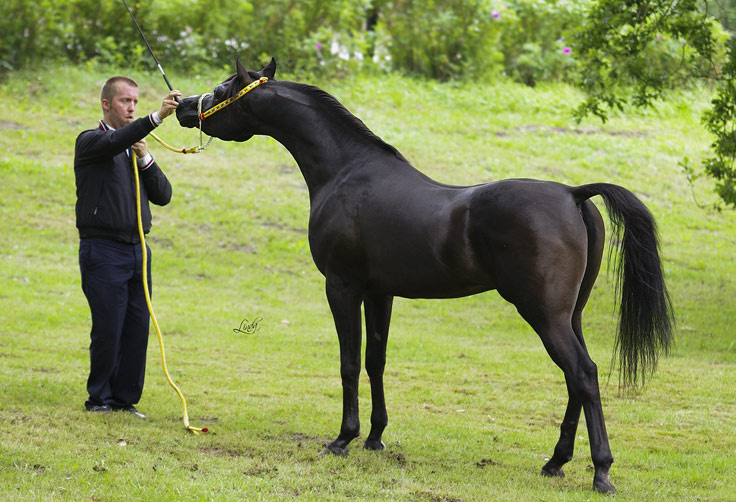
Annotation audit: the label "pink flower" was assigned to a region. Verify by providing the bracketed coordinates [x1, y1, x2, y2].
[492, 11, 500, 19]
[562, 47, 571, 55]
[316, 42, 322, 51]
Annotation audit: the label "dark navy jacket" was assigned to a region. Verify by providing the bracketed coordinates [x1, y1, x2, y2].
[74, 116, 172, 243]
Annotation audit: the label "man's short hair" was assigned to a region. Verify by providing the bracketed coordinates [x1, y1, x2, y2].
[101, 76, 138, 102]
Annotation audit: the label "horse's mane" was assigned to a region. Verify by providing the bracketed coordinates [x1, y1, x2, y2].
[282, 81, 407, 162]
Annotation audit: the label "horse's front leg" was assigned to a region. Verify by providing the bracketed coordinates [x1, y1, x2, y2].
[363, 293, 393, 451]
[322, 275, 364, 456]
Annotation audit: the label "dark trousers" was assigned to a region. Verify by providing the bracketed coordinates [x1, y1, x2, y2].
[79, 237, 151, 408]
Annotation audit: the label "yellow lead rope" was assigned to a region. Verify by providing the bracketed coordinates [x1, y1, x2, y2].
[129, 77, 268, 433]
[133, 154, 207, 434]
[149, 131, 209, 154]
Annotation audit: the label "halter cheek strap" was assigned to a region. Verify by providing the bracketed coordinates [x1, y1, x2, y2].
[196, 93, 214, 152]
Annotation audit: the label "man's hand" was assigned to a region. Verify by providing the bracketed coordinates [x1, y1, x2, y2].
[158, 90, 182, 120]
[132, 139, 147, 158]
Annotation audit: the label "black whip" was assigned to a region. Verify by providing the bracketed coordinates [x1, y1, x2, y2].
[121, 0, 177, 98]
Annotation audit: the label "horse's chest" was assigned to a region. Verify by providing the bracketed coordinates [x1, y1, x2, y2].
[307, 204, 364, 274]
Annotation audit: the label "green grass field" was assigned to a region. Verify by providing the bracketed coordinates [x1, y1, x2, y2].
[1, 63, 735, 501]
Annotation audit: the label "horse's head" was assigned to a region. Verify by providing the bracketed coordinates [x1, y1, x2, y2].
[176, 58, 276, 141]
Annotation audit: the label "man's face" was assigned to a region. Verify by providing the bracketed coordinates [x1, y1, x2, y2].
[102, 83, 139, 129]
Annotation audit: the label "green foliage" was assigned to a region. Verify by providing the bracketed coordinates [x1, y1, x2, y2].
[372, 0, 504, 80]
[701, 38, 736, 207]
[0, 0, 594, 82]
[228, 0, 373, 76]
[0, 0, 73, 71]
[574, 0, 736, 209]
[574, 0, 722, 122]
[499, 0, 587, 86]
[0, 0, 371, 77]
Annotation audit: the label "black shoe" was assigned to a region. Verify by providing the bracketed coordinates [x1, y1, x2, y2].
[113, 405, 146, 419]
[86, 404, 111, 414]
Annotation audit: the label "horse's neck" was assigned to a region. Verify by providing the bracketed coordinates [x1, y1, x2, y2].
[259, 83, 387, 196]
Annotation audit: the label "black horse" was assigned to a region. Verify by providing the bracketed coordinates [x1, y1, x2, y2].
[177, 59, 673, 494]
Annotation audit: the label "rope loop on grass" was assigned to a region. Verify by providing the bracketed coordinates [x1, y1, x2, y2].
[133, 153, 208, 435]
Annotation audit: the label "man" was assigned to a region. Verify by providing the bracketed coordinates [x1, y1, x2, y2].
[74, 76, 181, 418]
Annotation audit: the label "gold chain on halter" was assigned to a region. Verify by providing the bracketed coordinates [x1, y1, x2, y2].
[198, 76, 268, 121]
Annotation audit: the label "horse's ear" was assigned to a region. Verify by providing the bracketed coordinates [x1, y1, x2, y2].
[236, 57, 254, 84]
[262, 57, 277, 79]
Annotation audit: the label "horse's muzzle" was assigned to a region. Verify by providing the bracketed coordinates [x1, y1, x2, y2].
[176, 95, 201, 128]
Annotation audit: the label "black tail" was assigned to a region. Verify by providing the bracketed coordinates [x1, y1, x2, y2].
[573, 183, 674, 388]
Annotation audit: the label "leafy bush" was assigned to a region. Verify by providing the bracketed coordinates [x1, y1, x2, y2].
[0, 0, 586, 82]
[498, 0, 587, 85]
[699, 37, 736, 208]
[0, 0, 371, 76]
[573, 0, 725, 120]
[1, 0, 70, 71]
[372, 0, 505, 80]
[0, 0, 730, 89]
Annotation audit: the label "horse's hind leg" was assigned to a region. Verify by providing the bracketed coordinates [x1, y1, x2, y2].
[531, 316, 615, 494]
[363, 293, 393, 451]
[541, 378, 582, 478]
[541, 200, 605, 480]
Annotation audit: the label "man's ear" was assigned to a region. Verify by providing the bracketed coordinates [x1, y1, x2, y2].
[101, 99, 110, 113]
[236, 57, 254, 84]
[262, 57, 277, 79]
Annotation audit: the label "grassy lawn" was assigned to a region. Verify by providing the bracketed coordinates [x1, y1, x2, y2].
[1, 62, 734, 501]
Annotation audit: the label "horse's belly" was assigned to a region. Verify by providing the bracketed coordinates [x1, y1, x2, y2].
[365, 249, 494, 299]
[385, 281, 493, 300]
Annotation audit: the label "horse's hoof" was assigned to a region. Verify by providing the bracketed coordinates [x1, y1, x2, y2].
[540, 468, 565, 478]
[319, 443, 349, 457]
[541, 460, 565, 478]
[593, 475, 616, 494]
[363, 439, 386, 451]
